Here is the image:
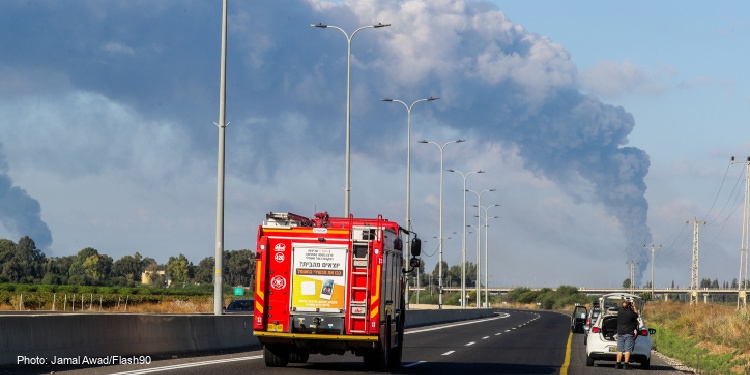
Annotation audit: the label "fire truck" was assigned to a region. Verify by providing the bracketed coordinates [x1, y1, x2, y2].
[253, 212, 421, 369]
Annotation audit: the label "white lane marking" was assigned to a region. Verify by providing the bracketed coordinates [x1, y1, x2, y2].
[109, 355, 263, 375]
[504, 329, 511, 332]
[482, 336, 490, 339]
[403, 361, 427, 367]
[465, 341, 476, 346]
[442, 351, 456, 356]
[405, 312, 510, 335]
[495, 333, 502, 335]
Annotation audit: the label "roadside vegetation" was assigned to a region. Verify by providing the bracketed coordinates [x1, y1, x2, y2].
[645, 300, 750, 375]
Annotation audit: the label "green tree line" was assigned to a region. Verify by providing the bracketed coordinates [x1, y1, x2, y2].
[0, 236, 254, 288]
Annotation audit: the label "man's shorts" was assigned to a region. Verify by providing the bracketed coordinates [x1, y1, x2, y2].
[617, 333, 635, 352]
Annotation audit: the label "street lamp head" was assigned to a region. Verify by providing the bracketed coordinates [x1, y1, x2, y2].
[373, 23, 391, 28]
[477, 170, 485, 174]
[428, 96, 439, 101]
[447, 169, 456, 173]
[489, 188, 496, 192]
[380, 98, 394, 102]
[418, 140, 429, 144]
[310, 23, 327, 28]
[456, 139, 466, 143]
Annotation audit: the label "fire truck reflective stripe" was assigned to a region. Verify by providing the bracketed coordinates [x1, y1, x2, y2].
[370, 264, 381, 305]
[255, 260, 264, 301]
[254, 332, 379, 341]
[370, 264, 381, 319]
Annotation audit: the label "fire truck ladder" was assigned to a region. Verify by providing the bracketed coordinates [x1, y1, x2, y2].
[348, 229, 376, 334]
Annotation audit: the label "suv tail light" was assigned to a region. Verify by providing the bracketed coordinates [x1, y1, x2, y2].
[640, 329, 649, 336]
[592, 327, 600, 333]
[586, 318, 590, 326]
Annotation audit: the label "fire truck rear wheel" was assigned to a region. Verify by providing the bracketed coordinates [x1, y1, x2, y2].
[263, 345, 289, 367]
[363, 322, 390, 370]
[288, 348, 309, 363]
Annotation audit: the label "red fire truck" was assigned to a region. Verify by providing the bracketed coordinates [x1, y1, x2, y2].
[253, 212, 421, 369]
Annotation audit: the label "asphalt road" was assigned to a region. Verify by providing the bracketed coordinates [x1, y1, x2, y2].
[5, 309, 690, 375]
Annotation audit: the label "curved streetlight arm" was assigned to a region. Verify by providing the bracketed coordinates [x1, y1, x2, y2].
[310, 22, 391, 217]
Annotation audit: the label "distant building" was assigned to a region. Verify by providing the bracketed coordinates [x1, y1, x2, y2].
[141, 266, 171, 286]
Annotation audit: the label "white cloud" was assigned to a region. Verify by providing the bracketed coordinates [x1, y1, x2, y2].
[578, 60, 675, 98]
[101, 42, 135, 56]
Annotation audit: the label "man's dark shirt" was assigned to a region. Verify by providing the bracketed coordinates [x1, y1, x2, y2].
[616, 305, 639, 335]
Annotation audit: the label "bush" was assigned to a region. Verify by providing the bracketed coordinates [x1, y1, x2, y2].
[0, 283, 16, 292]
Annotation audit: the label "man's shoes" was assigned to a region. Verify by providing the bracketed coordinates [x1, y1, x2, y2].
[622, 363, 631, 370]
[615, 362, 622, 369]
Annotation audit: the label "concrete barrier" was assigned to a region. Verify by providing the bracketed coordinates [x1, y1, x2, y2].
[0, 313, 256, 366]
[0, 308, 495, 366]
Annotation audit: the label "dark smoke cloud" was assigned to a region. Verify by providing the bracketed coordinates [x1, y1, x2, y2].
[0, 143, 53, 250]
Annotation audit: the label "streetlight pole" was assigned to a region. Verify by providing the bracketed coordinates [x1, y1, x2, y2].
[311, 22, 391, 217]
[213, 0, 229, 316]
[467, 188, 495, 307]
[419, 139, 465, 308]
[479, 205, 500, 308]
[644, 244, 661, 300]
[381, 97, 439, 310]
[447, 169, 484, 308]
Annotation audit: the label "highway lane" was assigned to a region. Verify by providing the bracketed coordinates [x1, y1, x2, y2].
[9, 309, 687, 375]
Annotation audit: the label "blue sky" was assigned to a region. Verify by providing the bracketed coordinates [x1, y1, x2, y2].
[1, 0, 748, 289]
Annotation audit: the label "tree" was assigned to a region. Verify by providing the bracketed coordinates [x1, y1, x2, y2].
[69, 247, 100, 279]
[2, 257, 24, 282]
[224, 249, 255, 287]
[193, 257, 214, 284]
[113, 252, 145, 281]
[430, 261, 450, 287]
[166, 254, 191, 283]
[622, 278, 632, 288]
[82, 253, 112, 283]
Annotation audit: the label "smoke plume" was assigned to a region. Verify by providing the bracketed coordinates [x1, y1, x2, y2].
[0, 143, 53, 250]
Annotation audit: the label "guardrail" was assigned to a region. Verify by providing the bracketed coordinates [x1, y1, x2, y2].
[0, 308, 494, 366]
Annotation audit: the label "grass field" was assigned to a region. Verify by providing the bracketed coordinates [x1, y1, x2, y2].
[644, 301, 750, 375]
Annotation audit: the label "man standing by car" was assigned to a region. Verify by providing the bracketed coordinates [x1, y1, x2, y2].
[615, 300, 639, 369]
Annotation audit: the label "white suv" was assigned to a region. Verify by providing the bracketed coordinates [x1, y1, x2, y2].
[584, 293, 656, 369]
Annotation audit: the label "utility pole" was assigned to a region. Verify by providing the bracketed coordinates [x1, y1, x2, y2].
[731, 156, 749, 309]
[628, 261, 637, 294]
[687, 218, 706, 305]
[645, 244, 661, 300]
